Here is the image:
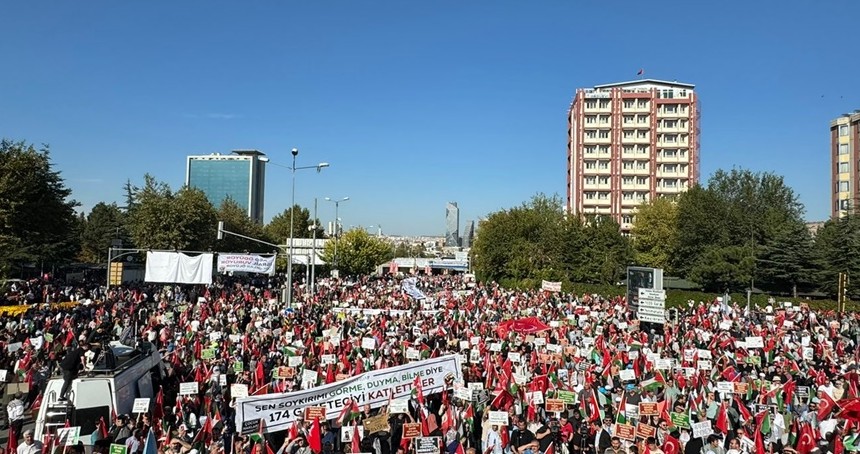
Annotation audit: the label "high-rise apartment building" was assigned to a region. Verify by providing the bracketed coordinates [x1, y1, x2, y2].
[186, 150, 268, 223]
[831, 111, 860, 218]
[445, 202, 460, 247]
[567, 79, 700, 231]
[462, 220, 475, 249]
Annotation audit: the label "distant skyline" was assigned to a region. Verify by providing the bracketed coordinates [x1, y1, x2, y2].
[2, 1, 859, 235]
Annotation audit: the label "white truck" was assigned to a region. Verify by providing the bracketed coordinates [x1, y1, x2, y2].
[34, 342, 165, 445]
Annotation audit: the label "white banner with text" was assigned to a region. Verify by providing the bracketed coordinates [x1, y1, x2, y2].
[217, 254, 276, 275]
[235, 355, 462, 433]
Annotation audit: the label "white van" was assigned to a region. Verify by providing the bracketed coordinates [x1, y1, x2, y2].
[34, 342, 165, 445]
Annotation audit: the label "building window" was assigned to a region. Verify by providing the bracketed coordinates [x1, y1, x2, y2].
[639, 145, 649, 154]
[663, 134, 677, 143]
[663, 120, 677, 128]
[598, 130, 610, 139]
[663, 149, 678, 158]
[637, 115, 648, 124]
[679, 150, 687, 158]
[585, 176, 596, 184]
[623, 131, 634, 139]
[840, 144, 849, 155]
[840, 181, 850, 192]
[623, 100, 634, 109]
[585, 146, 596, 154]
[637, 177, 648, 184]
[623, 145, 634, 154]
[840, 162, 849, 173]
[585, 116, 596, 124]
[663, 164, 677, 173]
[622, 161, 634, 170]
[841, 125, 849, 136]
[624, 115, 634, 124]
[585, 161, 596, 169]
[599, 115, 610, 124]
[636, 161, 647, 170]
[664, 105, 678, 114]
[623, 192, 634, 200]
[585, 192, 596, 200]
[664, 179, 678, 188]
[585, 101, 597, 109]
[599, 145, 610, 154]
[660, 89, 674, 99]
[678, 89, 687, 97]
[637, 131, 648, 139]
[598, 192, 609, 200]
[598, 161, 609, 170]
[599, 100, 610, 109]
[586, 130, 597, 139]
[637, 100, 648, 108]
[841, 199, 851, 210]
[623, 176, 634, 184]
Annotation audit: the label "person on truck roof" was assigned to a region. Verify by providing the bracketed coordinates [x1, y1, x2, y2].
[58, 339, 87, 401]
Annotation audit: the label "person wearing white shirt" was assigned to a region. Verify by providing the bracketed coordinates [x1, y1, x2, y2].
[484, 425, 503, 454]
[17, 430, 43, 454]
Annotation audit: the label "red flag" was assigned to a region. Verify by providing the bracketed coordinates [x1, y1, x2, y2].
[254, 361, 266, 391]
[6, 422, 17, 454]
[662, 435, 680, 454]
[99, 416, 109, 440]
[153, 388, 165, 420]
[819, 391, 838, 420]
[734, 396, 752, 423]
[837, 397, 860, 422]
[308, 417, 322, 453]
[500, 425, 509, 449]
[289, 421, 299, 441]
[351, 424, 361, 454]
[797, 422, 816, 454]
[412, 375, 425, 406]
[715, 402, 729, 434]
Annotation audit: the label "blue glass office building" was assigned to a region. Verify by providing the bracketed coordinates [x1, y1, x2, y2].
[186, 150, 267, 223]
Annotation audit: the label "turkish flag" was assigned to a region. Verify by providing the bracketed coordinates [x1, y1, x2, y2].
[819, 391, 838, 420]
[797, 423, 816, 454]
[662, 435, 681, 454]
[496, 317, 550, 338]
[837, 397, 860, 422]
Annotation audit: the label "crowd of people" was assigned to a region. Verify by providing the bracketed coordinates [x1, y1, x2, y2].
[2, 271, 860, 454]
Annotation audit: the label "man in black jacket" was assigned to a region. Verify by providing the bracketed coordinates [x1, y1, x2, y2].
[59, 341, 86, 401]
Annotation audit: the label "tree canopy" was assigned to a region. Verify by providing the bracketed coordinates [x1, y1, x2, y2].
[321, 228, 393, 276]
[265, 205, 325, 244]
[0, 140, 79, 275]
[215, 198, 272, 253]
[79, 202, 127, 263]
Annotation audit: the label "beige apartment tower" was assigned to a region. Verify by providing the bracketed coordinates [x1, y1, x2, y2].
[566, 79, 700, 232]
[831, 111, 860, 218]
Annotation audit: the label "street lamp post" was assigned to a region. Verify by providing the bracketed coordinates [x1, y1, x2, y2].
[309, 197, 318, 297]
[325, 197, 350, 272]
[286, 148, 329, 308]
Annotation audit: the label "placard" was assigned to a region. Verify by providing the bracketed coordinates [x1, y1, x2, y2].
[488, 411, 510, 426]
[362, 337, 376, 350]
[321, 354, 336, 365]
[692, 421, 713, 438]
[305, 407, 326, 420]
[415, 437, 441, 454]
[670, 412, 690, 429]
[745, 337, 764, 349]
[201, 348, 216, 360]
[132, 398, 150, 414]
[716, 382, 734, 394]
[619, 369, 636, 381]
[639, 402, 658, 416]
[179, 382, 199, 396]
[110, 444, 128, 454]
[231, 384, 249, 399]
[697, 349, 712, 360]
[468, 382, 484, 391]
[302, 369, 319, 385]
[406, 348, 420, 360]
[454, 387, 472, 401]
[341, 425, 365, 443]
[507, 352, 522, 363]
[697, 360, 712, 370]
[733, 382, 749, 395]
[636, 423, 656, 440]
[489, 343, 502, 352]
[719, 321, 732, 330]
[402, 423, 421, 439]
[803, 347, 814, 361]
[557, 391, 576, 405]
[288, 356, 303, 367]
[613, 424, 636, 441]
[459, 341, 470, 350]
[390, 398, 409, 414]
[526, 391, 544, 405]
[545, 399, 565, 413]
[57, 426, 81, 446]
[364, 414, 389, 434]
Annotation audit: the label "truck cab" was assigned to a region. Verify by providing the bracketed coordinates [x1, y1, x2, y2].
[34, 342, 164, 445]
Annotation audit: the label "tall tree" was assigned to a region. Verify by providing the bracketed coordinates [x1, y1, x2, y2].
[756, 220, 814, 297]
[631, 197, 678, 271]
[265, 205, 325, 244]
[813, 216, 860, 297]
[0, 140, 79, 275]
[579, 216, 633, 285]
[79, 202, 126, 263]
[126, 175, 217, 250]
[321, 228, 393, 276]
[215, 198, 271, 253]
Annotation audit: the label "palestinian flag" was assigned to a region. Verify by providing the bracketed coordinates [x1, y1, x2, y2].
[616, 392, 628, 425]
[463, 404, 474, 430]
[338, 399, 361, 425]
[580, 389, 603, 422]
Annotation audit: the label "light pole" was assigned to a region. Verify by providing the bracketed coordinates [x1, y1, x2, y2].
[325, 197, 350, 272]
[309, 197, 318, 297]
[286, 148, 329, 308]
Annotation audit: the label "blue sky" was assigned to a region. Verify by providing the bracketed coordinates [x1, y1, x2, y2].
[2, 1, 858, 236]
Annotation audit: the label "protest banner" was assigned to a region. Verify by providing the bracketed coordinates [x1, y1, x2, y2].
[545, 399, 565, 413]
[636, 423, 656, 440]
[638, 402, 658, 416]
[614, 424, 636, 441]
[402, 423, 422, 439]
[236, 355, 462, 433]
